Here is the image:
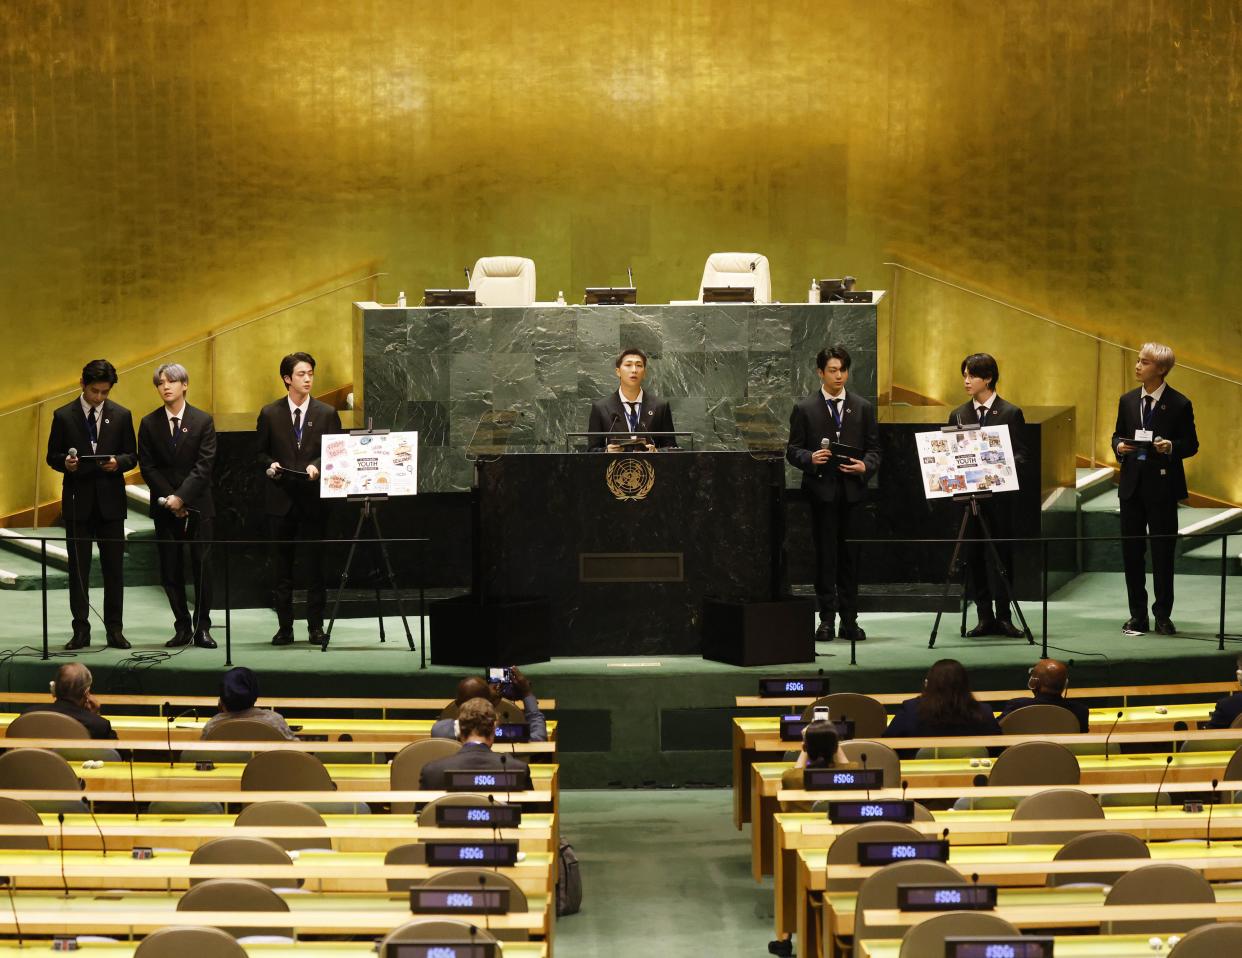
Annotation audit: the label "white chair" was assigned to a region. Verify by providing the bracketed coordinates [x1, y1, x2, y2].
[697, 252, 771, 303]
[468, 256, 536, 306]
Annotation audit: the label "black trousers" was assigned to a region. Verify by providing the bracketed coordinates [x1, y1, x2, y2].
[154, 511, 213, 633]
[808, 494, 861, 625]
[268, 507, 327, 631]
[962, 502, 1015, 622]
[65, 515, 125, 637]
[1120, 487, 1178, 621]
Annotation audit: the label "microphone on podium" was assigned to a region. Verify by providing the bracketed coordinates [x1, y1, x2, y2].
[1103, 711, 1123, 761]
[1153, 755, 1173, 813]
[1207, 778, 1219, 848]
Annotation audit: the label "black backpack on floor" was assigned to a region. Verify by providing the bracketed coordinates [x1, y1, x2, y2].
[556, 837, 582, 916]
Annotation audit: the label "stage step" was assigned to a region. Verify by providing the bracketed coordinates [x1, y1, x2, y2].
[0, 507, 162, 589]
[1080, 490, 1242, 575]
[792, 582, 962, 613]
[0, 549, 71, 591]
[1075, 466, 1116, 504]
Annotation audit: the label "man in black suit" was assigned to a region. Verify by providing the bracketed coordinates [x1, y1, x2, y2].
[585, 348, 676, 451]
[419, 697, 532, 790]
[256, 352, 342, 646]
[137, 363, 217, 649]
[1205, 658, 1242, 729]
[998, 658, 1090, 732]
[786, 345, 881, 642]
[1111, 342, 1199, 635]
[22, 664, 118, 740]
[46, 359, 136, 650]
[949, 353, 1028, 638]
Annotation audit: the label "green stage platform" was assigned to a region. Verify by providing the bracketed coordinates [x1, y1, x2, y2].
[1, 573, 1238, 787]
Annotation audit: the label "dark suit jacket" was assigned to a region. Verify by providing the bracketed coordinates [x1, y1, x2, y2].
[998, 691, 1090, 733]
[255, 397, 343, 517]
[418, 742, 531, 790]
[46, 398, 137, 522]
[1110, 385, 1198, 502]
[23, 699, 118, 740]
[786, 390, 881, 503]
[586, 392, 676, 450]
[884, 696, 1002, 738]
[137, 404, 217, 518]
[946, 396, 1028, 466]
[1206, 692, 1242, 730]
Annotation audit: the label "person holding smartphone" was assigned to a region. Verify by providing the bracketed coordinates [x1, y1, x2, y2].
[430, 666, 547, 742]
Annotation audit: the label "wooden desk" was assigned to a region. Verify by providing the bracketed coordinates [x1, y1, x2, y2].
[751, 751, 1234, 880]
[0, 715, 559, 746]
[810, 880, 1242, 958]
[4, 810, 557, 855]
[731, 702, 1219, 830]
[0, 890, 549, 935]
[858, 934, 1199, 958]
[0, 692, 557, 713]
[0, 847, 555, 897]
[0, 945, 545, 958]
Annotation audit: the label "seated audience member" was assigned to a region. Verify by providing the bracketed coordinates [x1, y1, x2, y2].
[430, 666, 547, 742]
[420, 697, 531, 790]
[199, 666, 296, 740]
[1205, 660, 1242, 729]
[24, 663, 117, 740]
[998, 658, 1090, 732]
[885, 658, 1002, 738]
[780, 721, 854, 789]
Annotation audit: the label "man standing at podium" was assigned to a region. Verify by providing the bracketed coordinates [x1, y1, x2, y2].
[256, 352, 342, 646]
[586, 348, 676, 451]
[1111, 342, 1198, 636]
[787, 345, 880, 643]
[949, 353, 1027, 638]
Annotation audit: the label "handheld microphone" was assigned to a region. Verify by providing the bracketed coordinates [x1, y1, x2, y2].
[1153, 755, 1173, 813]
[57, 813, 69, 897]
[1104, 711, 1123, 761]
[1, 875, 22, 948]
[156, 497, 199, 512]
[1207, 778, 1219, 848]
[85, 802, 108, 857]
[265, 463, 280, 479]
[67, 447, 78, 459]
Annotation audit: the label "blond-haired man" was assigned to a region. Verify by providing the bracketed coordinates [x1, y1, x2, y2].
[1111, 342, 1198, 635]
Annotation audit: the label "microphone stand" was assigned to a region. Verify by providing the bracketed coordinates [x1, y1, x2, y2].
[57, 814, 69, 898]
[1104, 711, 1123, 761]
[1153, 755, 1173, 813]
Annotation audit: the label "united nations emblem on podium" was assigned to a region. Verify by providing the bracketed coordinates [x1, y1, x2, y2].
[606, 457, 655, 502]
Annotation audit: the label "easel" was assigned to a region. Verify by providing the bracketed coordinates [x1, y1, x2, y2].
[322, 427, 421, 664]
[927, 425, 1034, 649]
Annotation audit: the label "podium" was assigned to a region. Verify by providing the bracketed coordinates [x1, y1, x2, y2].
[431, 451, 810, 660]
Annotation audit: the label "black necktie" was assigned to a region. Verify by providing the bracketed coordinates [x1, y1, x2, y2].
[828, 398, 842, 431]
[170, 416, 180, 448]
[293, 408, 303, 446]
[86, 406, 98, 448]
[977, 405, 988, 426]
[1142, 395, 1154, 430]
[625, 402, 639, 431]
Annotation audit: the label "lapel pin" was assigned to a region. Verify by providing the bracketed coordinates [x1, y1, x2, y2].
[181, 427, 189, 433]
[846, 408, 852, 414]
[104, 419, 110, 425]
[1160, 404, 1166, 411]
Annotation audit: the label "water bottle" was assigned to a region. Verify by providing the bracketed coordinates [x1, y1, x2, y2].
[556, 290, 566, 306]
[808, 279, 820, 304]
[396, 290, 407, 307]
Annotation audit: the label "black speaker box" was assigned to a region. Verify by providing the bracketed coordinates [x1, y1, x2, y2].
[429, 594, 552, 667]
[701, 595, 815, 667]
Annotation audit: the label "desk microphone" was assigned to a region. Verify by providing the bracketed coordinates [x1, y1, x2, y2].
[1153, 755, 1173, 813]
[1, 876, 22, 948]
[479, 872, 492, 928]
[127, 749, 140, 820]
[901, 780, 909, 802]
[1104, 711, 1123, 761]
[57, 814, 69, 898]
[85, 802, 108, 857]
[1207, 778, 1219, 848]
[859, 752, 870, 800]
[164, 705, 198, 767]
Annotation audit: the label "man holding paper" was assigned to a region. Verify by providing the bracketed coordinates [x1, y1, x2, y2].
[256, 351, 342, 646]
[1111, 342, 1198, 636]
[46, 359, 137, 650]
[948, 353, 1027, 638]
[786, 345, 881, 643]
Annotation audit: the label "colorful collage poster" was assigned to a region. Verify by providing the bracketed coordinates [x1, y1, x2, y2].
[319, 431, 418, 498]
[914, 425, 1020, 499]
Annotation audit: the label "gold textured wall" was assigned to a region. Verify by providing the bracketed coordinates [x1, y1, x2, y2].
[1, 0, 1239, 515]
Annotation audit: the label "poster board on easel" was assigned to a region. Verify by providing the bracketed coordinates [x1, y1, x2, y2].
[915, 424, 1019, 499]
[319, 431, 419, 498]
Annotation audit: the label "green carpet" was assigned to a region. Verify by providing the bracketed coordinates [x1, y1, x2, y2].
[555, 789, 773, 956]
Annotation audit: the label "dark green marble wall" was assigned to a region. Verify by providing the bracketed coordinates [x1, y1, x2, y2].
[359, 302, 879, 492]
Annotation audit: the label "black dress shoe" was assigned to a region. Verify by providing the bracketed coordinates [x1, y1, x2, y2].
[768, 939, 794, 957]
[106, 632, 132, 650]
[194, 630, 218, 649]
[815, 619, 835, 642]
[839, 624, 867, 642]
[308, 628, 327, 646]
[1122, 617, 1150, 634]
[65, 632, 90, 651]
[165, 629, 193, 648]
[1154, 618, 1177, 636]
[966, 620, 997, 638]
[994, 620, 1024, 638]
[271, 630, 295, 646]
